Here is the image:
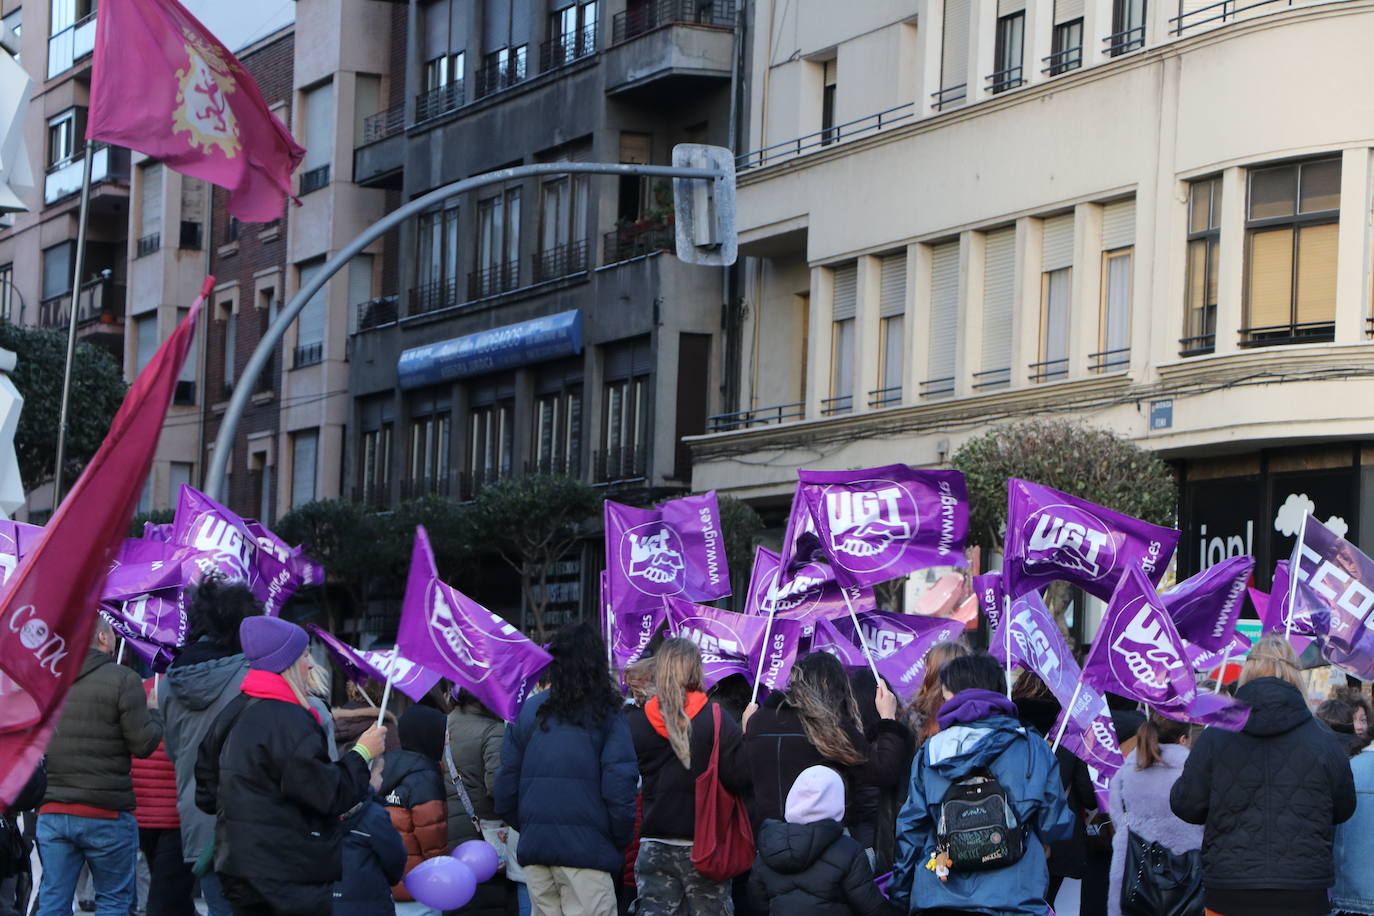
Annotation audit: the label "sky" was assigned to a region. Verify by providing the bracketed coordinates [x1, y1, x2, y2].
[185, 0, 295, 54]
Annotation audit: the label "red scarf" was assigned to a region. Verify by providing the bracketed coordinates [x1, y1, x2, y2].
[241, 669, 322, 725]
[645, 691, 708, 739]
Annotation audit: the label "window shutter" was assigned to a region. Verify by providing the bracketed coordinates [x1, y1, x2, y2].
[1102, 198, 1135, 250]
[941, 0, 970, 91]
[1042, 214, 1074, 271]
[1295, 223, 1338, 325]
[832, 263, 858, 320]
[297, 260, 326, 348]
[927, 242, 960, 383]
[1054, 0, 1084, 23]
[999, 0, 1026, 16]
[136, 315, 158, 372]
[423, 0, 451, 60]
[879, 254, 906, 318]
[303, 82, 335, 171]
[483, 0, 511, 50]
[981, 228, 1015, 372]
[140, 164, 162, 237]
[1246, 228, 1292, 330]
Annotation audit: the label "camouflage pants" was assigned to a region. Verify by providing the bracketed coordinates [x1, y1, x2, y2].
[633, 841, 733, 916]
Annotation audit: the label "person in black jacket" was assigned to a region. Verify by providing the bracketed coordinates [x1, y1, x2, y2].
[0, 759, 45, 916]
[748, 765, 899, 916]
[846, 668, 915, 877]
[196, 616, 387, 916]
[1170, 648, 1356, 916]
[627, 638, 750, 915]
[379, 705, 448, 901]
[333, 759, 407, 916]
[743, 652, 909, 833]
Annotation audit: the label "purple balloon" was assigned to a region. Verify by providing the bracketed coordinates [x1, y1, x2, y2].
[452, 839, 501, 883]
[402, 856, 476, 910]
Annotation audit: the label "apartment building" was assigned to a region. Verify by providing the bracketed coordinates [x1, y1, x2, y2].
[691, 0, 1374, 610]
[346, 0, 740, 629]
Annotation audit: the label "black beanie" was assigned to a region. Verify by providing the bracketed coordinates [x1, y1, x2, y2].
[398, 705, 446, 762]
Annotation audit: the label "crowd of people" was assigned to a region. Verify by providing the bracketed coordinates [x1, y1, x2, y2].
[2, 582, 1373, 916]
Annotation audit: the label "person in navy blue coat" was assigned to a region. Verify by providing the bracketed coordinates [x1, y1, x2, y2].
[333, 758, 406, 916]
[494, 623, 638, 916]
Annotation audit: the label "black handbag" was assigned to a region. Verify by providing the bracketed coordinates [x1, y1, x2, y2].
[1120, 829, 1204, 916]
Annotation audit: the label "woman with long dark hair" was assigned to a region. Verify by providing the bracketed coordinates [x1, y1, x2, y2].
[628, 639, 748, 914]
[494, 623, 638, 916]
[743, 652, 909, 834]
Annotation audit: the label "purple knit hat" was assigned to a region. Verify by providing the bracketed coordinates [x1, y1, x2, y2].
[239, 616, 308, 673]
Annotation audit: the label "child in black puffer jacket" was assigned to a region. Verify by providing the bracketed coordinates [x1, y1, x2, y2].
[334, 759, 407, 915]
[748, 766, 901, 916]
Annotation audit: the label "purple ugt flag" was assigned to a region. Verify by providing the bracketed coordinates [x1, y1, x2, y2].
[871, 618, 968, 703]
[307, 624, 379, 686]
[743, 545, 873, 626]
[664, 596, 802, 693]
[972, 572, 1004, 634]
[609, 603, 667, 671]
[833, 609, 956, 661]
[810, 617, 871, 670]
[1282, 515, 1374, 680]
[1003, 479, 1179, 602]
[1083, 566, 1250, 730]
[307, 625, 442, 704]
[795, 465, 968, 589]
[604, 493, 732, 616]
[395, 527, 552, 722]
[1052, 697, 1124, 812]
[1162, 555, 1255, 653]
[989, 591, 1085, 718]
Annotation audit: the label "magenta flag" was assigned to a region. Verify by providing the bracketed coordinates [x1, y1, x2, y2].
[1083, 566, 1250, 730]
[307, 626, 441, 704]
[989, 592, 1083, 716]
[1003, 479, 1179, 601]
[0, 284, 205, 806]
[1052, 697, 1124, 811]
[972, 572, 1004, 633]
[870, 618, 968, 702]
[794, 465, 968, 588]
[1278, 515, 1374, 680]
[609, 603, 666, 671]
[1162, 555, 1254, 653]
[810, 617, 871, 670]
[833, 609, 955, 660]
[604, 493, 731, 620]
[664, 596, 801, 692]
[395, 527, 551, 722]
[742, 545, 872, 627]
[87, 0, 305, 222]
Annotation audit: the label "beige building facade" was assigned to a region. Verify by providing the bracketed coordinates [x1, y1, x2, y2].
[693, 0, 1374, 588]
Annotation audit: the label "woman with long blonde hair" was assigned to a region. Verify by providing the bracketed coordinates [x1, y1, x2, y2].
[627, 639, 749, 914]
[907, 640, 971, 743]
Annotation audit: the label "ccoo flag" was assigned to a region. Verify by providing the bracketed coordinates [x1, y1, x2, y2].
[604, 492, 731, 617]
[1279, 515, 1374, 680]
[0, 282, 206, 807]
[1003, 479, 1179, 601]
[794, 465, 968, 589]
[87, 0, 305, 222]
[395, 527, 551, 721]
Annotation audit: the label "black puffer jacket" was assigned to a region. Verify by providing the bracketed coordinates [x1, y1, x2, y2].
[1170, 677, 1356, 891]
[195, 692, 371, 915]
[747, 818, 900, 916]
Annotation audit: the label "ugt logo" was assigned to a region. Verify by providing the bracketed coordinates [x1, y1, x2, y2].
[1023, 505, 1115, 581]
[427, 583, 492, 682]
[1108, 600, 1184, 697]
[621, 524, 686, 595]
[758, 565, 824, 618]
[681, 619, 742, 664]
[822, 482, 915, 572]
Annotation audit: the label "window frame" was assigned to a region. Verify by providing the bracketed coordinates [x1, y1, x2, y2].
[991, 12, 1025, 93]
[474, 186, 522, 297]
[46, 108, 80, 171]
[1095, 247, 1132, 372]
[1036, 266, 1072, 382]
[533, 385, 583, 476]
[1049, 19, 1083, 75]
[1183, 176, 1222, 355]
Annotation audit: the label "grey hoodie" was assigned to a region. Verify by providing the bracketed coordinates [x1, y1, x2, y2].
[159, 646, 249, 863]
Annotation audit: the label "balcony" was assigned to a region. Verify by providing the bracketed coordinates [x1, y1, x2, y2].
[1104, 24, 1146, 56]
[292, 341, 322, 368]
[362, 106, 404, 144]
[920, 377, 956, 399]
[356, 295, 399, 332]
[1042, 44, 1083, 75]
[1028, 358, 1069, 383]
[593, 446, 647, 484]
[468, 261, 520, 300]
[415, 81, 464, 123]
[1088, 347, 1130, 372]
[972, 368, 1011, 391]
[300, 165, 330, 195]
[604, 0, 736, 96]
[534, 240, 589, 283]
[706, 401, 803, 432]
[355, 105, 406, 188]
[603, 220, 674, 264]
[409, 279, 460, 316]
[47, 10, 96, 79]
[986, 65, 1024, 95]
[135, 233, 160, 259]
[474, 48, 528, 100]
[1239, 320, 1335, 348]
[820, 394, 852, 417]
[44, 144, 129, 206]
[525, 454, 582, 478]
[736, 102, 916, 170]
[38, 277, 125, 331]
[931, 84, 968, 111]
[402, 474, 454, 501]
[868, 386, 901, 408]
[540, 22, 598, 72]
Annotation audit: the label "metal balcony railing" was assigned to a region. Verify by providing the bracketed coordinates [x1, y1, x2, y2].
[415, 81, 465, 122]
[1104, 24, 1146, 56]
[611, 0, 736, 43]
[534, 240, 589, 282]
[868, 386, 901, 408]
[457, 468, 505, 501]
[38, 278, 126, 330]
[593, 446, 647, 484]
[292, 342, 323, 368]
[525, 454, 583, 478]
[820, 394, 853, 416]
[931, 84, 967, 111]
[735, 102, 915, 171]
[135, 233, 161, 259]
[1179, 333, 1216, 356]
[402, 474, 454, 500]
[1042, 44, 1083, 75]
[361, 105, 405, 145]
[1170, 0, 1298, 34]
[409, 279, 460, 316]
[972, 368, 1011, 390]
[474, 47, 528, 99]
[300, 165, 330, 195]
[1239, 320, 1335, 348]
[603, 221, 674, 263]
[356, 295, 400, 331]
[1088, 347, 1130, 372]
[540, 22, 598, 71]
[920, 377, 955, 398]
[986, 65, 1024, 94]
[1028, 358, 1069, 383]
[351, 484, 393, 511]
[469, 260, 520, 299]
[707, 401, 804, 432]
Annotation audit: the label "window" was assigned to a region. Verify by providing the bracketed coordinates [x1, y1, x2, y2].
[617, 131, 652, 223]
[294, 259, 325, 367]
[467, 378, 511, 493]
[1244, 158, 1340, 346]
[827, 263, 856, 414]
[179, 177, 205, 250]
[1184, 177, 1221, 354]
[175, 306, 195, 403]
[248, 452, 270, 523]
[936, 0, 970, 109]
[925, 241, 959, 398]
[4, 8, 22, 63]
[134, 313, 157, 374]
[1036, 212, 1074, 381]
[1049, 18, 1082, 74]
[46, 108, 79, 169]
[992, 12, 1024, 93]
[477, 44, 527, 98]
[419, 51, 465, 119]
[300, 82, 334, 192]
[138, 162, 162, 253]
[0, 263, 12, 322]
[1109, 0, 1145, 55]
[537, 174, 589, 279]
[41, 241, 72, 300]
[474, 188, 520, 297]
[169, 462, 193, 501]
[424, 52, 463, 91]
[360, 424, 393, 506]
[1095, 198, 1134, 371]
[533, 372, 582, 476]
[548, 0, 597, 66]
[408, 388, 452, 497]
[979, 228, 1015, 389]
[820, 59, 837, 145]
[414, 206, 459, 313]
[874, 253, 906, 406]
[290, 429, 319, 508]
[218, 299, 235, 396]
[600, 338, 649, 482]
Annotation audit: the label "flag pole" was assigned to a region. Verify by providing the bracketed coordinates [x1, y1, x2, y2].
[376, 649, 396, 727]
[1003, 595, 1013, 698]
[1051, 679, 1084, 753]
[51, 145, 95, 507]
[115, 637, 125, 666]
[840, 587, 882, 684]
[751, 603, 779, 700]
[1285, 512, 1309, 641]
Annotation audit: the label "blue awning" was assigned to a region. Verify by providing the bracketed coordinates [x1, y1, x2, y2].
[397, 310, 583, 390]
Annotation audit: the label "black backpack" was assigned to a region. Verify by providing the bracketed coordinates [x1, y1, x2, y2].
[934, 733, 1031, 872]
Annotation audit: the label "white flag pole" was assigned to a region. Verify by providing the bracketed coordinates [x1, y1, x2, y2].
[1051, 679, 1085, 753]
[840, 587, 882, 684]
[376, 648, 396, 727]
[1003, 595, 1013, 698]
[1285, 512, 1309, 641]
[751, 604, 779, 699]
[116, 638, 126, 666]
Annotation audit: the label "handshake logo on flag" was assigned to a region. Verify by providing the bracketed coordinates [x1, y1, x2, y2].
[1110, 601, 1186, 694]
[624, 526, 687, 592]
[758, 566, 825, 616]
[1025, 508, 1114, 581]
[428, 585, 493, 681]
[824, 487, 914, 560]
